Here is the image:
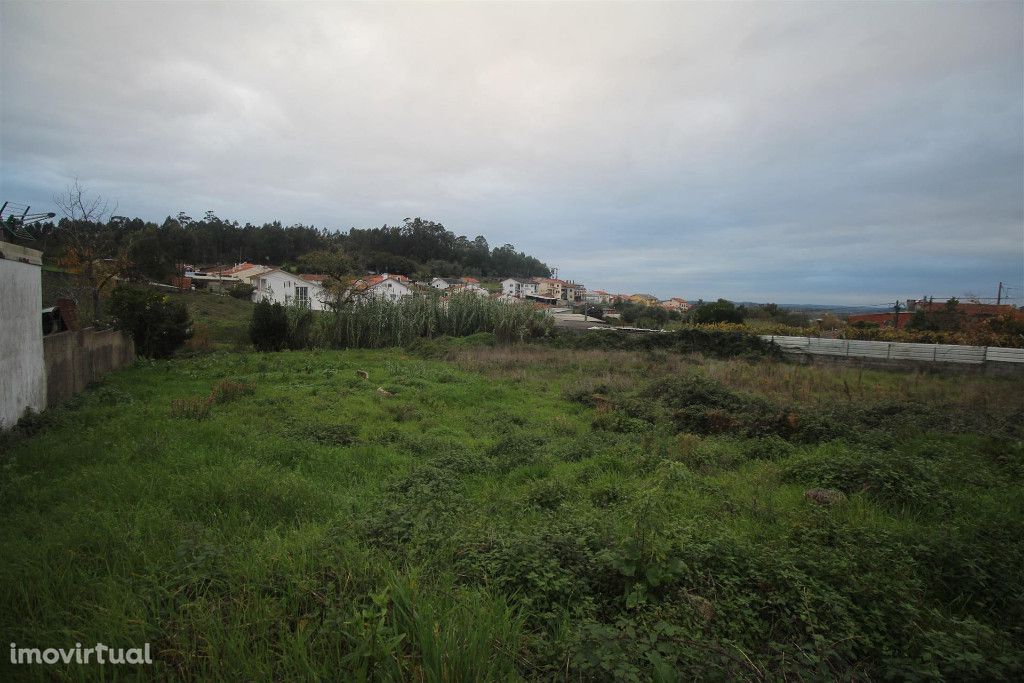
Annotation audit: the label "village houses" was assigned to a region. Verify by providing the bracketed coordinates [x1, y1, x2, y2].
[501, 277, 539, 299]
[660, 297, 693, 312]
[535, 277, 586, 303]
[356, 274, 414, 301]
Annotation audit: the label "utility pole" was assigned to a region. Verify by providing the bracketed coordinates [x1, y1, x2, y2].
[997, 281, 1004, 305]
[892, 300, 902, 329]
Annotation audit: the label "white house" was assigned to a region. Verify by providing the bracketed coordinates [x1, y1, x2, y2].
[359, 274, 413, 301]
[250, 268, 330, 310]
[431, 277, 463, 290]
[501, 277, 538, 299]
[447, 283, 489, 298]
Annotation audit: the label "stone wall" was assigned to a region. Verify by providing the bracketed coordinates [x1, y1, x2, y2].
[42, 328, 136, 408]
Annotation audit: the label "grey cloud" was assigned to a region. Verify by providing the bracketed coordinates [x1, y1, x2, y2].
[1, 0, 1021, 303]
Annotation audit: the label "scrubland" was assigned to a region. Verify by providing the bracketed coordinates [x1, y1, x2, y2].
[1, 343, 1022, 680]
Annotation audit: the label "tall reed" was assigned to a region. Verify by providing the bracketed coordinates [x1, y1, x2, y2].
[318, 292, 553, 348]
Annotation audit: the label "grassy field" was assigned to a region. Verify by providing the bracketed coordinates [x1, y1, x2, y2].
[1, 345, 1022, 680]
[165, 290, 255, 351]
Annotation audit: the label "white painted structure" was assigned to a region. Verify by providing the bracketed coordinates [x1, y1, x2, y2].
[448, 283, 489, 298]
[1, 243, 46, 429]
[501, 278, 538, 298]
[430, 277, 463, 290]
[763, 335, 1024, 366]
[362, 276, 413, 301]
[252, 269, 329, 310]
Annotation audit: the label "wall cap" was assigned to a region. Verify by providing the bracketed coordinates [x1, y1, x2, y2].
[0, 241, 43, 266]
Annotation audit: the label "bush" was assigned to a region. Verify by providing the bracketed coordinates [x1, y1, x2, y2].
[226, 283, 255, 300]
[691, 299, 744, 324]
[109, 285, 192, 358]
[782, 442, 945, 509]
[249, 300, 290, 352]
[550, 327, 780, 359]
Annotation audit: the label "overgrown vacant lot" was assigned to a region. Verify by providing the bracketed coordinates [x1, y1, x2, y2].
[1, 345, 1022, 680]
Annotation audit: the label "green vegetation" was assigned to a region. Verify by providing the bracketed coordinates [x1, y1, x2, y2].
[14, 213, 551, 283]
[109, 285, 192, 358]
[691, 299, 745, 325]
[165, 290, 255, 351]
[249, 300, 291, 352]
[2, 344, 1022, 680]
[319, 294, 553, 349]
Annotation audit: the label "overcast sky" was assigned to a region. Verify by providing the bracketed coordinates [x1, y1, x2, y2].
[2, 1, 1022, 304]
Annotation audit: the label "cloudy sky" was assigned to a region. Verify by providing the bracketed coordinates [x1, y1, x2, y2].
[2, 1, 1022, 304]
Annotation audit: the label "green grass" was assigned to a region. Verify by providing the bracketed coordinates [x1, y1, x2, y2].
[165, 290, 255, 351]
[1, 348, 1022, 680]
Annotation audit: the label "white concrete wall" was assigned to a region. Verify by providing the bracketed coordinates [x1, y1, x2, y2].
[1, 245, 46, 429]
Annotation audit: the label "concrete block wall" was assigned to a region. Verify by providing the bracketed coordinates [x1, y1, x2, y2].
[43, 328, 136, 408]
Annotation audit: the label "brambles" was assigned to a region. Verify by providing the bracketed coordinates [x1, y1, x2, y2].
[550, 327, 781, 358]
[4, 348, 1023, 680]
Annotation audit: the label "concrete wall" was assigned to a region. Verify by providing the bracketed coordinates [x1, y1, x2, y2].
[764, 335, 1024, 375]
[0, 244, 46, 429]
[43, 328, 136, 408]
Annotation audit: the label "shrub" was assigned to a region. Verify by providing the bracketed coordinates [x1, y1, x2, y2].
[226, 282, 255, 300]
[550, 327, 780, 359]
[644, 375, 785, 437]
[782, 442, 945, 509]
[249, 300, 290, 352]
[691, 299, 744, 324]
[109, 285, 192, 358]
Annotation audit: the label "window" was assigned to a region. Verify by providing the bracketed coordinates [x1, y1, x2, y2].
[296, 286, 309, 307]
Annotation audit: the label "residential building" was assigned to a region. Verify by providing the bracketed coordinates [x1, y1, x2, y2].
[585, 289, 613, 305]
[536, 277, 586, 303]
[357, 274, 414, 302]
[501, 277, 539, 299]
[430, 277, 463, 290]
[251, 269, 329, 310]
[661, 297, 693, 312]
[447, 282, 489, 298]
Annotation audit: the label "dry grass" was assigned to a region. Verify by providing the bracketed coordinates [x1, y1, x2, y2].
[451, 345, 1024, 419]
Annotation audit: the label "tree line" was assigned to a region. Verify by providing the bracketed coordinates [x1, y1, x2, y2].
[6, 211, 552, 281]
